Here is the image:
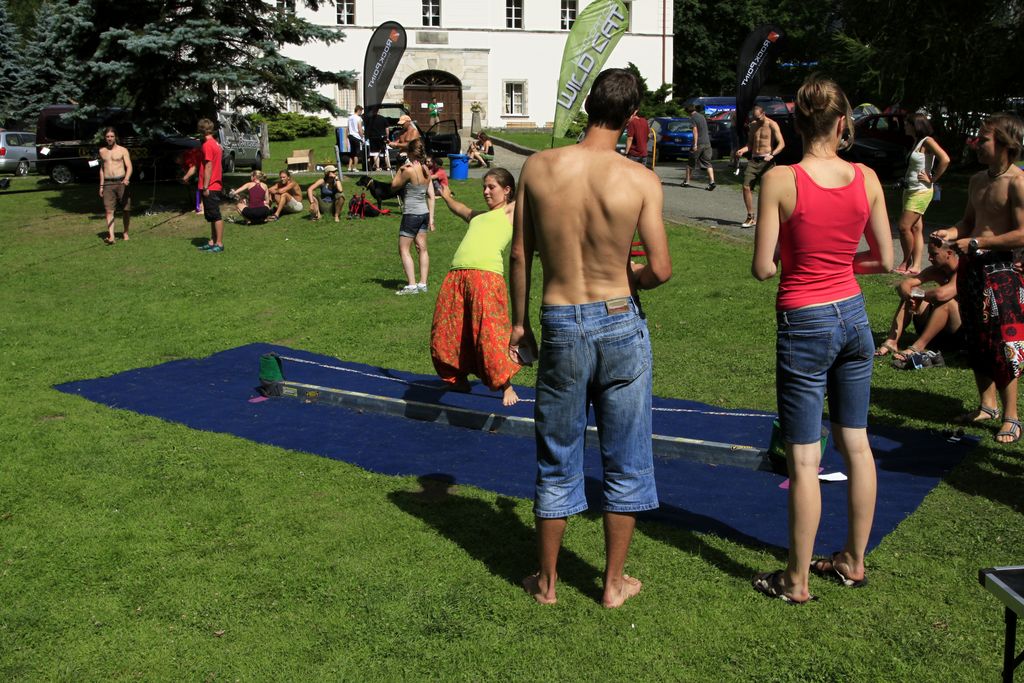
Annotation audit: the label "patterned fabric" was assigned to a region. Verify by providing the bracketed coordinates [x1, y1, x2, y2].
[430, 269, 521, 390]
[958, 252, 1024, 388]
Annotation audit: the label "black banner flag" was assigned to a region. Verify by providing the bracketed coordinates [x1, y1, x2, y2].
[363, 21, 407, 112]
[735, 25, 783, 133]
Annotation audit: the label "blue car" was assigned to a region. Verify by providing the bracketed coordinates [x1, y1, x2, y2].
[650, 117, 694, 162]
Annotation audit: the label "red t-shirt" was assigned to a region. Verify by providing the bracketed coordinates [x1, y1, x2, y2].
[199, 136, 223, 191]
[626, 115, 649, 158]
[777, 163, 869, 311]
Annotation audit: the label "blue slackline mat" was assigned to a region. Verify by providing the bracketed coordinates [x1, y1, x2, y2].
[55, 343, 977, 553]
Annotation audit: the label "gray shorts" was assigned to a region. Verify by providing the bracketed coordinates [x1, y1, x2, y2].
[688, 146, 712, 169]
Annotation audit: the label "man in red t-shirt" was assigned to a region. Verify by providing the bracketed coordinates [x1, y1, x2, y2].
[196, 118, 225, 253]
[625, 111, 650, 166]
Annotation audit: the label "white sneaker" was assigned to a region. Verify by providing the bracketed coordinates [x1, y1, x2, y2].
[396, 285, 419, 295]
[741, 215, 756, 228]
[417, 283, 428, 293]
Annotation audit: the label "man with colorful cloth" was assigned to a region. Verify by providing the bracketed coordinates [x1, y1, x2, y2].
[932, 113, 1024, 443]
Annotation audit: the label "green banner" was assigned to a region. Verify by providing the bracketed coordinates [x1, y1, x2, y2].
[552, 0, 629, 139]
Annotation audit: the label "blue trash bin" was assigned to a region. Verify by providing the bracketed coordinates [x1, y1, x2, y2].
[448, 154, 470, 180]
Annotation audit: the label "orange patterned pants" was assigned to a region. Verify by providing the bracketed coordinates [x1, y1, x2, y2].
[430, 269, 521, 390]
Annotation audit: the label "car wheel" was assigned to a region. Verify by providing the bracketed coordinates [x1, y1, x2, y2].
[225, 153, 235, 173]
[15, 160, 29, 177]
[252, 153, 262, 171]
[50, 163, 73, 185]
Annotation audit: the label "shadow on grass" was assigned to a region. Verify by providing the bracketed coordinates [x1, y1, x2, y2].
[391, 473, 765, 601]
[870, 386, 966, 422]
[367, 277, 408, 291]
[389, 475, 604, 603]
[944, 451, 1024, 514]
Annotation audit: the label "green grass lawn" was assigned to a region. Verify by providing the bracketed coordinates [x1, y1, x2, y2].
[267, 133, 343, 174]
[0, 173, 1020, 680]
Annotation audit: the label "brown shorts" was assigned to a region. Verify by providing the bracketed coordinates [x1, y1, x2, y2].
[102, 180, 131, 212]
[743, 157, 774, 188]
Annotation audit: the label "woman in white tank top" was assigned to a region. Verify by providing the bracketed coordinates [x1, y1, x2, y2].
[894, 113, 949, 275]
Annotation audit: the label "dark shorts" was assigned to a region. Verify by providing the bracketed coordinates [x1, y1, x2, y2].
[743, 157, 774, 188]
[399, 213, 430, 238]
[688, 146, 712, 169]
[627, 154, 648, 167]
[348, 135, 363, 159]
[241, 205, 271, 223]
[102, 180, 131, 212]
[203, 190, 223, 223]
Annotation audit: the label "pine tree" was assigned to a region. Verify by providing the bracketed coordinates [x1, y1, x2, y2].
[0, 0, 29, 126]
[9, 0, 88, 125]
[47, 0, 354, 132]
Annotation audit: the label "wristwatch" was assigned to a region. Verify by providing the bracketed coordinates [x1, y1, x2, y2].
[968, 238, 980, 252]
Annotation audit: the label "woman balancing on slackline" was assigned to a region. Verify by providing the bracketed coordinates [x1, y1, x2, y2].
[431, 167, 525, 406]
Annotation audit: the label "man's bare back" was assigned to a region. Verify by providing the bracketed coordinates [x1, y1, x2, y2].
[517, 139, 668, 305]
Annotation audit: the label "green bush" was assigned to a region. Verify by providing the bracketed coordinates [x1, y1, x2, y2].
[564, 110, 588, 139]
[251, 112, 332, 142]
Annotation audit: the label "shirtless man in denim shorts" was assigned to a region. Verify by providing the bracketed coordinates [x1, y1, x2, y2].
[510, 68, 672, 608]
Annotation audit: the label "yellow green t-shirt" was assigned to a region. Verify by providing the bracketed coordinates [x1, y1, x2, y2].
[449, 207, 512, 275]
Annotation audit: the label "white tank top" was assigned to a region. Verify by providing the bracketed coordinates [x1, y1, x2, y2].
[904, 137, 933, 192]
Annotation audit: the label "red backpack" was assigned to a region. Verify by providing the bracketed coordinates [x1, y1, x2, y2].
[348, 193, 390, 218]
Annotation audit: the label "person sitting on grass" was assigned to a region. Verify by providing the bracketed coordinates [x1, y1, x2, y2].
[876, 239, 961, 366]
[467, 132, 493, 167]
[431, 168, 523, 406]
[307, 165, 344, 222]
[267, 170, 303, 221]
[228, 170, 272, 225]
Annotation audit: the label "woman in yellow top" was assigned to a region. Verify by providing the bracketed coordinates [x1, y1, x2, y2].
[432, 168, 523, 405]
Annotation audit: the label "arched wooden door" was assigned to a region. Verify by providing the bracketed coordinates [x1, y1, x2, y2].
[404, 71, 462, 130]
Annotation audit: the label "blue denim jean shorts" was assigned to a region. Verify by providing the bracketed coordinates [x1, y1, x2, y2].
[776, 294, 874, 445]
[533, 297, 658, 518]
[399, 213, 429, 237]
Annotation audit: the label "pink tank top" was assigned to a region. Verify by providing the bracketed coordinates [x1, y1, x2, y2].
[247, 184, 266, 209]
[777, 163, 870, 311]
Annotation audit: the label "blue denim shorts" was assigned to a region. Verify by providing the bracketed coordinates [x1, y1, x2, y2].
[399, 213, 429, 237]
[776, 294, 874, 445]
[533, 297, 658, 518]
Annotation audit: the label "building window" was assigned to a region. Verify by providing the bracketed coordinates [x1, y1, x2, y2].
[504, 81, 525, 115]
[506, 0, 523, 29]
[422, 0, 440, 27]
[336, 0, 354, 25]
[561, 0, 577, 29]
[276, 0, 295, 14]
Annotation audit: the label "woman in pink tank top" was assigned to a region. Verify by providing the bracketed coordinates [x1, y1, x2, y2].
[750, 76, 893, 604]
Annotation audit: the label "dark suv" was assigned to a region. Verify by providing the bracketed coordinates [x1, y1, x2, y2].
[35, 105, 199, 185]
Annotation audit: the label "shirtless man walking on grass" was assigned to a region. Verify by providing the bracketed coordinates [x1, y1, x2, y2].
[736, 105, 784, 228]
[510, 69, 672, 608]
[931, 112, 1024, 443]
[98, 127, 132, 244]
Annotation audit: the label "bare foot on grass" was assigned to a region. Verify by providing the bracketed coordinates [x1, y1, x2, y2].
[522, 573, 557, 605]
[502, 384, 519, 406]
[122, 233, 129, 241]
[602, 574, 642, 608]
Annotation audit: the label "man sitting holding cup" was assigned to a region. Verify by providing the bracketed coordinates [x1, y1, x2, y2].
[875, 238, 963, 368]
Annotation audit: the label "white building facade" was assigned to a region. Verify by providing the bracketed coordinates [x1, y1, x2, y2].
[280, 0, 674, 130]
